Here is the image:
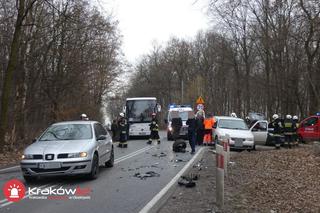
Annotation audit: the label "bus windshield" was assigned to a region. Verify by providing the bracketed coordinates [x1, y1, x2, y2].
[126, 99, 157, 123]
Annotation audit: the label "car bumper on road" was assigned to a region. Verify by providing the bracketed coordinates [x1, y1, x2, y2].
[20, 159, 92, 177]
[229, 140, 254, 150]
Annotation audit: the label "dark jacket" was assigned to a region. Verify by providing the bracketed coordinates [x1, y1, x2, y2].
[186, 118, 196, 132]
[195, 117, 204, 132]
[149, 118, 159, 132]
[118, 118, 127, 132]
[271, 118, 283, 135]
[283, 119, 294, 133]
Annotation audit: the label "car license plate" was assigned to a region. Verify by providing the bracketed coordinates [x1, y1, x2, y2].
[139, 132, 146, 135]
[39, 162, 61, 169]
[235, 139, 243, 147]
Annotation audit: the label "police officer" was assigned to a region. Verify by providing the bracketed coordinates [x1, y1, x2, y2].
[118, 113, 128, 147]
[292, 115, 299, 146]
[283, 114, 294, 148]
[270, 114, 283, 149]
[147, 113, 160, 145]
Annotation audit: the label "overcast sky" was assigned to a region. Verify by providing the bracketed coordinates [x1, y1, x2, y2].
[99, 0, 210, 63]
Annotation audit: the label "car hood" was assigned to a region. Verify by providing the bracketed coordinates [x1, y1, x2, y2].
[217, 128, 253, 139]
[24, 140, 92, 154]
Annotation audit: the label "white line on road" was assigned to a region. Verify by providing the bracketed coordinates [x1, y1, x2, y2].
[115, 146, 154, 164]
[139, 147, 205, 213]
[0, 165, 20, 173]
[0, 146, 155, 209]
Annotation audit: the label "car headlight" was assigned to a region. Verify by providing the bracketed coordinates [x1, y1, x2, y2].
[247, 138, 254, 141]
[22, 154, 33, 160]
[168, 126, 173, 131]
[68, 152, 88, 158]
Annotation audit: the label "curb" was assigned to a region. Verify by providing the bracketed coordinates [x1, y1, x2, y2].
[139, 147, 206, 213]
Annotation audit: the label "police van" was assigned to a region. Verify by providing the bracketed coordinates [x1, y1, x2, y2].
[165, 104, 193, 140]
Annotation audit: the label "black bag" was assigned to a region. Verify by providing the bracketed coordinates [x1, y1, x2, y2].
[173, 139, 186, 152]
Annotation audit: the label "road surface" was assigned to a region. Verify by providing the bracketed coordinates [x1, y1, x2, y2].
[0, 131, 199, 213]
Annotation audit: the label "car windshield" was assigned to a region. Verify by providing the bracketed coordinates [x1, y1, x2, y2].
[169, 111, 189, 121]
[39, 124, 93, 141]
[218, 119, 249, 130]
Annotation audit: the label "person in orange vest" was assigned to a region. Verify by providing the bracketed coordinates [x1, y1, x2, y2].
[203, 113, 215, 145]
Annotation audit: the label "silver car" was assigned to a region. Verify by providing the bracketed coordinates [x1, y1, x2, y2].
[21, 121, 114, 182]
[213, 116, 255, 150]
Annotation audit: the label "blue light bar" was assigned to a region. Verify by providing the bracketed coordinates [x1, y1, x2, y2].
[168, 104, 192, 109]
[316, 112, 320, 116]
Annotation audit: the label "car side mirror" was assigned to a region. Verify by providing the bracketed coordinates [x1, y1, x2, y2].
[213, 123, 217, 128]
[252, 128, 258, 132]
[97, 135, 107, 141]
[32, 138, 37, 143]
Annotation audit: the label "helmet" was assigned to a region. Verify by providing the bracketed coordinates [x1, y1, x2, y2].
[293, 115, 298, 120]
[80, 114, 88, 120]
[286, 114, 292, 119]
[230, 112, 237, 118]
[272, 114, 279, 120]
[119, 112, 124, 117]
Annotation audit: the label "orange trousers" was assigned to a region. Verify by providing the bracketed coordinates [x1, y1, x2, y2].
[203, 129, 212, 144]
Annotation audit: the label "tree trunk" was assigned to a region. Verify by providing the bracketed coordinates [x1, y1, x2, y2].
[0, 0, 25, 152]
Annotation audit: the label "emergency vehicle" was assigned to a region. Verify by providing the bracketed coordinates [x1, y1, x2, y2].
[165, 104, 193, 140]
[297, 113, 320, 142]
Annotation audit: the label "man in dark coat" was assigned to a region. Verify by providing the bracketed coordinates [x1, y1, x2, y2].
[186, 111, 196, 154]
[195, 111, 205, 146]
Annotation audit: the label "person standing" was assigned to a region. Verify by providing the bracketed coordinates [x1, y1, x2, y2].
[147, 113, 160, 144]
[284, 114, 294, 148]
[270, 114, 283, 149]
[111, 119, 118, 141]
[203, 113, 215, 145]
[195, 111, 205, 146]
[186, 111, 196, 154]
[118, 113, 128, 147]
[292, 115, 299, 146]
[80, 113, 89, 120]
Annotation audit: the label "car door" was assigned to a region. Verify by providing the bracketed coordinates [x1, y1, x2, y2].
[301, 117, 319, 140]
[250, 121, 268, 145]
[94, 123, 108, 164]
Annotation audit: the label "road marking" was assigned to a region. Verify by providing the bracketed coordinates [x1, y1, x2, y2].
[115, 146, 154, 164]
[139, 147, 205, 213]
[0, 146, 154, 209]
[0, 165, 20, 173]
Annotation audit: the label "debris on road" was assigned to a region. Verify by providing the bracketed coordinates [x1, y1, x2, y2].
[133, 171, 160, 180]
[152, 152, 167, 158]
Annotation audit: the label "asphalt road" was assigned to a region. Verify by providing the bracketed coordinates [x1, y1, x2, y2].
[0, 131, 198, 213]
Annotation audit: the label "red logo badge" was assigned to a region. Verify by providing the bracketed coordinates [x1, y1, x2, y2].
[3, 179, 26, 202]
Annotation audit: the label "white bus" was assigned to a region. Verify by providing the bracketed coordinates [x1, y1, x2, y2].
[125, 97, 160, 137]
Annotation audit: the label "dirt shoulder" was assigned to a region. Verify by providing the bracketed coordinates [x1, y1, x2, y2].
[159, 145, 320, 213]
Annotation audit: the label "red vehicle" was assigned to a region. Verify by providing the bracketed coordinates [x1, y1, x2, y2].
[297, 114, 320, 142]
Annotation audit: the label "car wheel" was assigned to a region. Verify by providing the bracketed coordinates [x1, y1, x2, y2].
[105, 146, 114, 168]
[88, 154, 99, 180]
[23, 175, 37, 183]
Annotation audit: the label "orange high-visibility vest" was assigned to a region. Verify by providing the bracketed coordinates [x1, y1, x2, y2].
[204, 117, 215, 130]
